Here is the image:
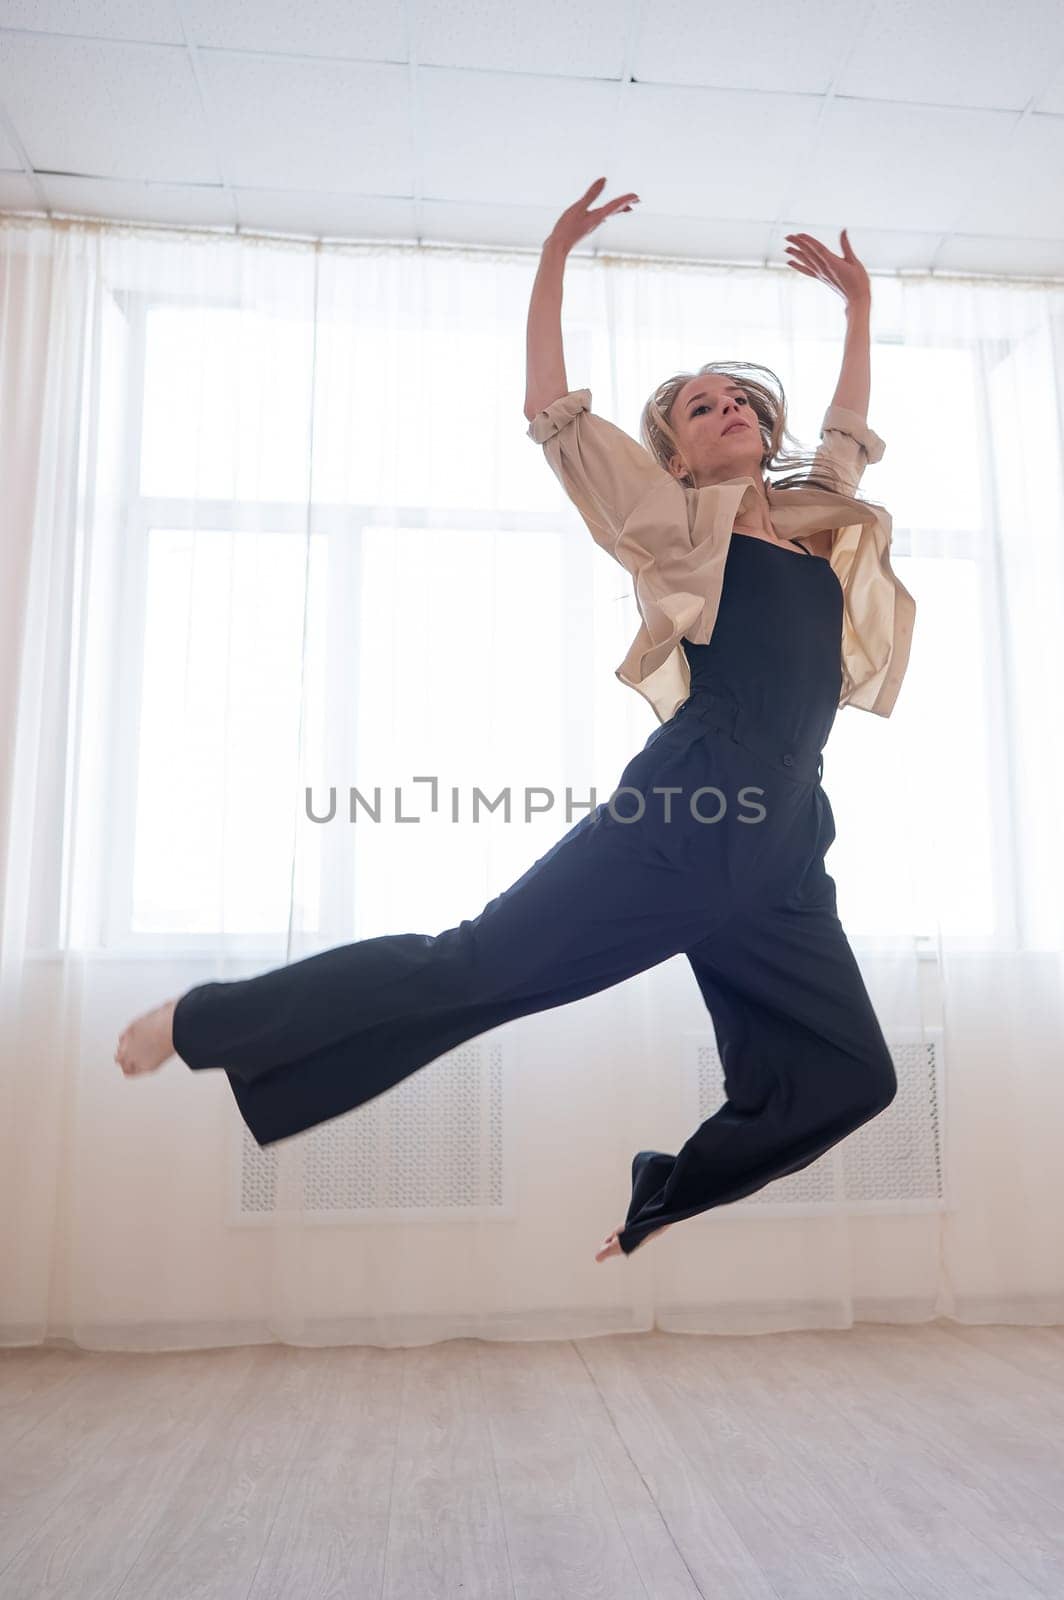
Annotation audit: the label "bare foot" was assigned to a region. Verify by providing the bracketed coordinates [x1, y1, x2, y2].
[594, 1221, 673, 1263]
[115, 998, 178, 1077]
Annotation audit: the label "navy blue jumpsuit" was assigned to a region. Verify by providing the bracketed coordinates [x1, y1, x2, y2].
[172, 530, 897, 1255]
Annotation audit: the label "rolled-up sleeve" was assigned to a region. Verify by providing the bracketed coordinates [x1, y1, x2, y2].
[526, 388, 675, 564]
[812, 403, 886, 495]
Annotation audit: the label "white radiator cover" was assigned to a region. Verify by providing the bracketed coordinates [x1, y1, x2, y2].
[230, 1037, 512, 1228]
[689, 1025, 946, 1213]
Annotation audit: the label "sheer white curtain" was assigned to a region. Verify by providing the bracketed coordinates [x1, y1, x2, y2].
[2, 213, 1062, 1352]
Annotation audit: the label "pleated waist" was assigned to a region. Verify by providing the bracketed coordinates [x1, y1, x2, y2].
[673, 692, 825, 786]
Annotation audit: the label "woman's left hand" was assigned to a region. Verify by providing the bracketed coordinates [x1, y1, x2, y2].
[783, 228, 871, 310]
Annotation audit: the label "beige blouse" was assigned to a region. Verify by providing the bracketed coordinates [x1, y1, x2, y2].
[527, 390, 916, 726]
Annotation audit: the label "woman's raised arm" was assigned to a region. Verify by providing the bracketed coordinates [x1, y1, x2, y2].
[524, 178, 639, 423]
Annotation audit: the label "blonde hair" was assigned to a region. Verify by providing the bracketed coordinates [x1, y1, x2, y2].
[639, 359, 864, 500]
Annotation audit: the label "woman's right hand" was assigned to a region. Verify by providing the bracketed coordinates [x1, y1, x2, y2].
[547, 177, 640, 254]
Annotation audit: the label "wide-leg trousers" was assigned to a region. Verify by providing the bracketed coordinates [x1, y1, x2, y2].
[172, 701, 897, 1255]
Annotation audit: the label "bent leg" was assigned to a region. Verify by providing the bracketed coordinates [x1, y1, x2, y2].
[618, 901, 896, 1254]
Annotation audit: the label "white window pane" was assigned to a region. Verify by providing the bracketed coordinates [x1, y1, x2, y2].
[140, 308, 313, 502]
[347, 526, 565, 938]
[828, 554, 994, 938]
[132, 528, 325, 934]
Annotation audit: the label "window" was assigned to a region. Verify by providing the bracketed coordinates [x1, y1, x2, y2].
[101, 297, 573, 953]
[80, 300, 1023, 954]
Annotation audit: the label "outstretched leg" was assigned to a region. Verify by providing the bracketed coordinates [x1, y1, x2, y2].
[162, 712, 734, 1146]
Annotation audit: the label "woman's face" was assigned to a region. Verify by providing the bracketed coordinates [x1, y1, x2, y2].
[667, 374, 763, 488]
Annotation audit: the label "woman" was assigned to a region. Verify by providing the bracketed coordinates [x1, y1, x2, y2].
[115, 179, 916, 1263]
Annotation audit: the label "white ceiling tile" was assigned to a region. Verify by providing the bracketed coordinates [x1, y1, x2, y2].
[0, 120, 25, 167]
[935, 231, 1064, 278]
[613, 82, 824, 221]
[1035, 51, 1064, 113]
[418, 198, 562, 249]
[416, 0, 630, 79]
[951, 113, 1064, 237]
[789, 98, 1016, 232]
[0, 2, 183, 43]
[0, 34, 218, 182]
[835, 0, 1064, 110]
[587, 211, 774, 265]
[419, 69, 619, 206]
[630, 0, 859, 95]
[0, 171, 42, 210]
[421, 206, 775, 265]
[180, 0, 405, 61]
[200, 54, 412, 193]
[233, 188, 417, 240]
[1, 13, 1063, 278]
[38, 173, 234, 226]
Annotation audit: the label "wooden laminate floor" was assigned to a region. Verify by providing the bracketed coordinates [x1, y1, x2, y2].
[2, 1321, 1063, 1599]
